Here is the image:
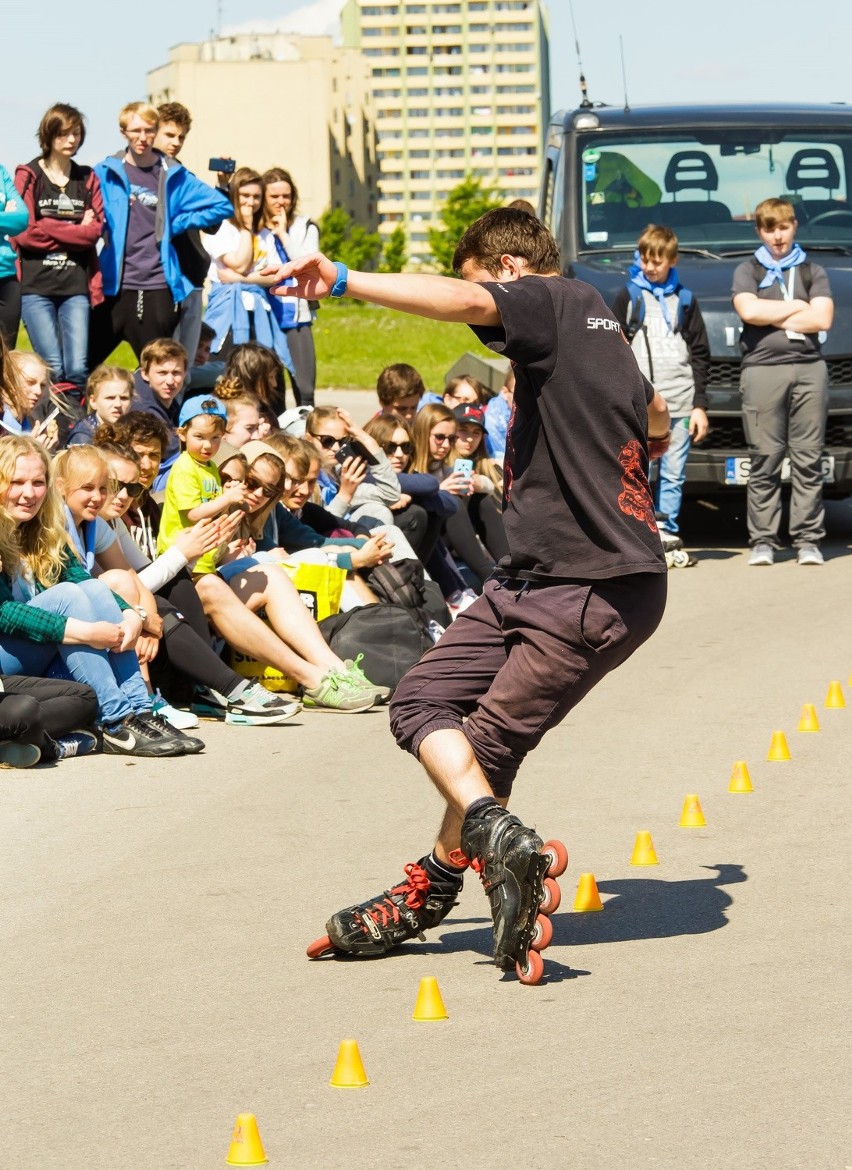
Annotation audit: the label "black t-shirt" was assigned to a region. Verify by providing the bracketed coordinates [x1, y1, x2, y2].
[731, 258, 832, 367]
[469, 276, 666, 581]
[19, 161, 90, 297]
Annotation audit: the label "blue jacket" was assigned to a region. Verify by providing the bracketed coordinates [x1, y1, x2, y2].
[94, 152, 232, 304]
[0, 165, 28, 282]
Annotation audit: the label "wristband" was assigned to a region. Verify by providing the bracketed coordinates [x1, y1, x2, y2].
[330, 261, 349, 299]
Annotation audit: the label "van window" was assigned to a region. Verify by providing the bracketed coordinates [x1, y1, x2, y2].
[575, 131, 852, 254]
[544, 135, 566, 244]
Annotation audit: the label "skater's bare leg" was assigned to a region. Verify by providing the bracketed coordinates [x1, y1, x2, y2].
[418, 729, 508, 863]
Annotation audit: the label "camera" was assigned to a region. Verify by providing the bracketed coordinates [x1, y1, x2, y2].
[209, 157, 236, 174]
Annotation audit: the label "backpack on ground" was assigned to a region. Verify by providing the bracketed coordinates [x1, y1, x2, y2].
[367, 558, 451, 630]
[319, 604, 434, 691]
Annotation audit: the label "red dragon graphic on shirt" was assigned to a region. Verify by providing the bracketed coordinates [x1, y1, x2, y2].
[617, 439, 657, 532]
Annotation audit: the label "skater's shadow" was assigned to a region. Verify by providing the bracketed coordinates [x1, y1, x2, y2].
[551, 863, 747, 947]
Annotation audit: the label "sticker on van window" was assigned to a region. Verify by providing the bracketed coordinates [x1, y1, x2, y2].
[587, 231, 608, 242]
[584, 163, 598, 183]
[582, 148, 601, 164]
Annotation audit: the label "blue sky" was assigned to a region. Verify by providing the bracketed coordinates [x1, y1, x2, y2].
[3, 0, 852, 170]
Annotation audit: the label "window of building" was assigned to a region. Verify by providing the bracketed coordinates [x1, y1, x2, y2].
[434, 25, 462, 34]
[409, 108, 429, 117]
[435, 107, 464, 116]
[470, 85, 491, 94]
[379, 109, 403, 118]
[495, 22, 532, 31]
[407, 46, 429, 55]
[408, 87, 429, 96]
[409, 149, 430, 157]
[408, 128, 430, 137]
[469, 43, 490, 53]
[407, 25, 428, 34]
[471, 125, 493, 135]
[469, 23, 489, 32]
[495, 63, 532, 72]
[472, 106, 493, 117]
[496, 84, 535, 93]
[496, 43, 532, 53]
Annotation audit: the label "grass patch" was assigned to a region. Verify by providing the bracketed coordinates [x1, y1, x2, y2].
[18, 301, 496, 392]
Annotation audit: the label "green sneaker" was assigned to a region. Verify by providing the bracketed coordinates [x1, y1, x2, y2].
[302, 669, 377, 713]
[343, 653, 392, 705]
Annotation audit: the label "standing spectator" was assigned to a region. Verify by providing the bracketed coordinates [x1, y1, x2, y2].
[154, 102, 209, 374]
[732, 197, 834, 566]
[90, 102, 232, 367]
[13, 104, 103, 407]
[0, 164, 28, 348]
[263, 167, 318, 407]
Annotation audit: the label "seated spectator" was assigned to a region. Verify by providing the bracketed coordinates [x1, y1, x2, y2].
[0, 674, 98, 766]
[305, 406, 401, 527]
[131, 337, 188, 487]
[484, 366, 514, 461]
[11, 348, 82, 446]
[154, 399, 385, 711]
[449, 403, 508, 576]
[376, 363, 428, 424]
[0, 433, 193, 756]
[14, 103, 104, 406]
[201, 169, 292, 371]
[67, 365, 133, 446]
[442, 375, 488, 409]
[1, 339, 57, 448]
[187, 322, 225, 390]
[218, 341, 287, 419]
[215, 384, 264, 450]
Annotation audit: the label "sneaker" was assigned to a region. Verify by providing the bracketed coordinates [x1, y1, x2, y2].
[446, 588, 478, 620]
[224, 681, 302, 725]
[192, 687, 229, 719]
[343, 653, 391, 705]
[748, 542, 775, 566]
[152, 691, 200, 731]
[102, 714, 185, 758]
[302, 668, 376, 713]
[142, 711, 204, 755]
[320, 859, 462, 957]
[797, 542, 824, 566]
[0, 741, 41, 768]
[54, 731, 98, 760]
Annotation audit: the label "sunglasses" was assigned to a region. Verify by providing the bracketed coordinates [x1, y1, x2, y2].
[432, 432, 456, 445]
[311, 433, 343, 450]
[220, 474, 245, 487]
[246, 474, 281, 500]
[112, 479, 144, 498]
[382, 440, 414, 457]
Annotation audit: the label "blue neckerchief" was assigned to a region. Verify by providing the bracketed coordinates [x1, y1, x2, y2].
[628, 253, 680, 333]
[754, 243, 806, 290]
[64, 505, 96, 572]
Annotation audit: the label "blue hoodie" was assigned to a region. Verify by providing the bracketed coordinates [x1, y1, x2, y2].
[94, 151, 231, 304]
[0, 165, 28, 282]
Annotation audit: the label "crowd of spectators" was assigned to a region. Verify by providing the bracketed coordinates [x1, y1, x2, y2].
[0, 97, 513, 768]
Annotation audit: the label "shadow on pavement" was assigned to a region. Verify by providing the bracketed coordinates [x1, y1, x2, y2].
[551, 863, 747, 947]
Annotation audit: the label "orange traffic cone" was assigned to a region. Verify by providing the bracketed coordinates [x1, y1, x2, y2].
[679, 794, 706, 827]
[630, 831, 659, 865]
[797, 703, 820, 732]
[330, 1039, 369, 1088]
[728, 761, 753, 793]
[767, 731, 791, 761]
[412, 976, 448, 1021]
[573, 872, 603, 911]
[225, 1113, 268, 1166]
[825, 681, 846, 709]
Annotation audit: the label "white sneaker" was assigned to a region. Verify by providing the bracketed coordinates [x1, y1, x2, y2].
[748, 542, 775, 566]
[797, 542, 824, 566]
[152, 692, 200, 730]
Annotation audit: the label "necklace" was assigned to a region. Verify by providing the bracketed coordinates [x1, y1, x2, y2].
[40, 159, 71, 189]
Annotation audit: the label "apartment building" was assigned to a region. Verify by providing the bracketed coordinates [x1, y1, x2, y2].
[340, 0, 550, 262]
[147, 30, 378, 230]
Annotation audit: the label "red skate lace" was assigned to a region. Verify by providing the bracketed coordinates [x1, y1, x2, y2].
[363, 862, 430, 927]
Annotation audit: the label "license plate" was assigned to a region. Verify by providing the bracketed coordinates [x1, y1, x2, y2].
[725, 455, 835, 486]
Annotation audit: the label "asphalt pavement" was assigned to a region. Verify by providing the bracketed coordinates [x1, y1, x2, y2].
[1, 462, 851, 1169]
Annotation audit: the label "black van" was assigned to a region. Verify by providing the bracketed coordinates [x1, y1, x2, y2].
[539, 104, 852, 495]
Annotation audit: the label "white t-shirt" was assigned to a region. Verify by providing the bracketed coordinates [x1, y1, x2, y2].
[201, 221, 277, 284]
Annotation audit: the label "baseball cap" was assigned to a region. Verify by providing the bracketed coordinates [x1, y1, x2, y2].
[453, 404, 486, 430]
[178, 395, 228, 427]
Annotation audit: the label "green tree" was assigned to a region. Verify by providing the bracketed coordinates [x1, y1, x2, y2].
[379, 224, 408, 273]
[427, 174, 503, 275]
[317, 207, 381, 275]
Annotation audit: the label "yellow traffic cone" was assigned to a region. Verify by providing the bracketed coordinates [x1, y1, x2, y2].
[679, 794, 706, 828]
[728, 761, 753, 793]
[573, 872, 603, 911]
[825, 681, 846, 709]
[225, 1113, 268, 1166]
[630, 831, 659, 866]
[767, 730, 791, 761]
[330, 1039, 369, 1088]
[797, 703, 820, 732]
[412, 976, 448, 1021]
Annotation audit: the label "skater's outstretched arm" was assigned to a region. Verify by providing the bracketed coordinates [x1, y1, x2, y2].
[264, 251, 502, 326]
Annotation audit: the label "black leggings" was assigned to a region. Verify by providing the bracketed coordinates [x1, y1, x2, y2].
[149, 571, 242, 701]
[0, 676, 98, 750]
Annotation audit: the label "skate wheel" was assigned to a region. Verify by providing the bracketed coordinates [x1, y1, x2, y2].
[530, 913, 553, 952]
[542, 839, 568, 878]
[306, 934, 335, 959]
[539, 877, 561, 915]
[516, 949, 544, 985]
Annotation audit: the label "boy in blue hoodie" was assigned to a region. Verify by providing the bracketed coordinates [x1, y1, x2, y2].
[0, 165, 29, 347]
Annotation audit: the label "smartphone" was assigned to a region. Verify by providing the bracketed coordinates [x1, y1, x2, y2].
[337, 439, 378, 467]
[41, 405, 61, 428]
[209, 157, 236, 174]
[453, 457, 474, 479]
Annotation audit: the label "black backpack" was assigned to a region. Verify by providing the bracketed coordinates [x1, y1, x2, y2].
[367, 558, 451, 630]
[319, 604, 434, 692]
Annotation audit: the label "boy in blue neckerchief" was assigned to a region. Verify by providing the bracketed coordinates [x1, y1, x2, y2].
[732, 197, 834, 566]
[612, 224, 710, 564]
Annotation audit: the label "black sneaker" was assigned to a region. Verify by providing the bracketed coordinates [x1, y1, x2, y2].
[314, 858, 462, 958]
[102, 714, 185, 758]
[55, 731, 98, 760]
[142, 712, 204, 754]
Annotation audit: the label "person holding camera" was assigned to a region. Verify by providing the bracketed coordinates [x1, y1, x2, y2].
[304, 406, 402, 528]
[89, 102, 232, 368]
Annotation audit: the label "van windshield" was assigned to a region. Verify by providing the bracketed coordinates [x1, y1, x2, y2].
[576, 130, 852, 254]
